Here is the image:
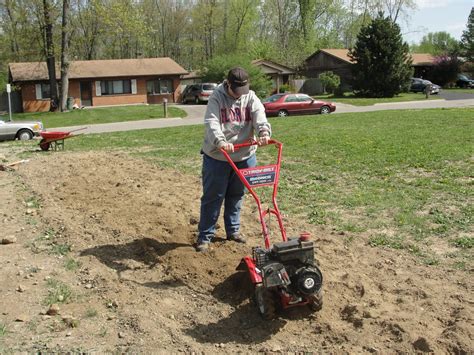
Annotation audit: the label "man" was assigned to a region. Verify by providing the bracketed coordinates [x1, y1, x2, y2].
[196, 67, 271, 252]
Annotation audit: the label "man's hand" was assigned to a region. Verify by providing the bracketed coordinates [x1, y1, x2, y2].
[257, 135, 270, 146]
[222, 142, 234, 153]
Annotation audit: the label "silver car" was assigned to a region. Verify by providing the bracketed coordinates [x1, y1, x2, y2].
[0, 119, 44, 141]
[182, 83, 218, 104]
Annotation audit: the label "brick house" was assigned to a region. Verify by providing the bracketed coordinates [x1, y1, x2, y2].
[8, 58, 188, 112]
[304, 49, 435, 88]
[251, 59, 296, 93]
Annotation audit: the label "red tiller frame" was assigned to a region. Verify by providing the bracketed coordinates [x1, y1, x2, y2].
[220, 139, 287, 249]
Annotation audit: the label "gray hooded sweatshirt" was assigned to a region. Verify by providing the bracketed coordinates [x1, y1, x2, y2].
[202, 82, 271, 162]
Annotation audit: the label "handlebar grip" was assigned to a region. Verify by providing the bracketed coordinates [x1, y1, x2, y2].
[230, 139, 280, 151]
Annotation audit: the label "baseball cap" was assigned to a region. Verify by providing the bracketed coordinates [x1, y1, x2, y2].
[227, 67, 250, 96]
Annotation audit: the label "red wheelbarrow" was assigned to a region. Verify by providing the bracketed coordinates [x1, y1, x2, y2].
[39, 127, 87, 151]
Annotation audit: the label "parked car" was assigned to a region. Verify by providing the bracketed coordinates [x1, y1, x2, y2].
[456, 74, 474, 88]
[410, 78, 440, 94]
[262, 93, 336, 117]
[182, 83, 218, 104]
[0, 119, 44, 142]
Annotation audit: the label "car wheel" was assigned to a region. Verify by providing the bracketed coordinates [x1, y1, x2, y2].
[195, 97, 200, 104]
[320, 105, 331, 114]
[277, 110, 289, 117]
[17, 129, 33, 141]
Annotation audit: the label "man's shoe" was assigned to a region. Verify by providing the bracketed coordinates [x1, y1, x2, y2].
[227, 233, 246, 244]
[196, 242, 209, 252]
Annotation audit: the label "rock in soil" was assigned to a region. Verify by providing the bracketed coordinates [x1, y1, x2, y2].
[1, 236, 17, 244]
[46, 304, 60, 316]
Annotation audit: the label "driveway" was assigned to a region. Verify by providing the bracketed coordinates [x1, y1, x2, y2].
[54, 104, 207, 134]
[439, 90, 474, 100]
[53, 100, 474, 134]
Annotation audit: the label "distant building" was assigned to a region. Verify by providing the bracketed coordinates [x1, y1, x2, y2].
[251, 59, 296, 93]
[179, 60, 297, 95]
[304, 49, 436, 89]
[410, 53, 437, 78]
[8, 58, 188, 112]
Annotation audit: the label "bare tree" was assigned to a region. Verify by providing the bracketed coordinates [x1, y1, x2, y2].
[43, 0, 59, 111]
[74, 0, 102, 60]
[60, 0, 71, 111]
[3, 0, 20, 56]
[383, 0, 415, 23]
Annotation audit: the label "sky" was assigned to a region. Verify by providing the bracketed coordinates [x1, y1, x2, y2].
[399, 0, 472, 44]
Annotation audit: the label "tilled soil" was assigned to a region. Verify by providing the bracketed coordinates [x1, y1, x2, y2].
[0, 150, 472, 353]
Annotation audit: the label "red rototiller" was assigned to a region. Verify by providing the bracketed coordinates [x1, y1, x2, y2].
[221, 139, 323, 319]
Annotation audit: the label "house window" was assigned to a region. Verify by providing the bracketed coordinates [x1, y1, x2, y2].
[147, 79, 173, 95]
[35, 83, 51, 99]
[41, 84, 51, 99]
[100, 80, 132, 95]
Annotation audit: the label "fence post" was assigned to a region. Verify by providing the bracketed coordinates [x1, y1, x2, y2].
[163, 98, 168, 118]
[424, 84, 431, 99]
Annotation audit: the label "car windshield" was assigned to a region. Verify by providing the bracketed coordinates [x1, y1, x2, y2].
[262, 94, 284, 103]
[202, 84, 217, 90]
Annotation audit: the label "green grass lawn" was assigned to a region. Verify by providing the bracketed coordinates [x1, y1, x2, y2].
[314, 92, 442, 106]
[3, 104, 187, 129]
[10, 108, 474, 269]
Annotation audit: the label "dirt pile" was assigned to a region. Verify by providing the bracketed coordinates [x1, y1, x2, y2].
[0, 150, 472, 352]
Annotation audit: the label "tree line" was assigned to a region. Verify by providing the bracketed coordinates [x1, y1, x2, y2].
[0, 1, 472, 103]
[1, 0, 418, 73]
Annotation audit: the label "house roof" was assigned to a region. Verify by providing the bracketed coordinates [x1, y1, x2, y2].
[320, 49, 352, 63]
[307, 49, 436, 66]
[9, 57, 188, 82]
[251, 59, 295, 75]
[410, 53, 435, 66]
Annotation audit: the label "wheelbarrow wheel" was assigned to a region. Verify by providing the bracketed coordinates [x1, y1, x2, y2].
[254, 284, 277, 320]
[39, 139, 51, 151]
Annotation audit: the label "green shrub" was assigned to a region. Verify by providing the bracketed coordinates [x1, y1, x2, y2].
[200, 54, 272, 98]
[278, 83, 291, 93]
[319, 71, 341, 94]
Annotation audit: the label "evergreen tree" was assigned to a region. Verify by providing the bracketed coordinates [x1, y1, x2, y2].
[461, 7, 474, 62]
[349, 13, 413, 97]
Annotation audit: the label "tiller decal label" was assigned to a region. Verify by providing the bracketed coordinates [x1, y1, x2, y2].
[241, 165, 277, 187]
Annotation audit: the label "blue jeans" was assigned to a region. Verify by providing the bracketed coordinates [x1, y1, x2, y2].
[198, 153, 257, 244]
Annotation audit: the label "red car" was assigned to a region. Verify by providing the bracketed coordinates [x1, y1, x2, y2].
[262, 93, 336, 117]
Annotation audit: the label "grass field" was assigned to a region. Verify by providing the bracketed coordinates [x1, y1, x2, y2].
[313, 92, 443, 106]
[2, 104, 187, 129]
[10, 107, 474, 269]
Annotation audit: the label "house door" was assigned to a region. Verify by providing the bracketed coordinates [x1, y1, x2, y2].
[80, 81, 92, 107]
